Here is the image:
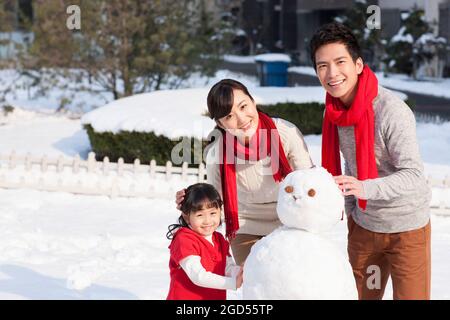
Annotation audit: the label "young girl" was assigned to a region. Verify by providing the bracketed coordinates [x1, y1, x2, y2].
[166, 183, 243, 300]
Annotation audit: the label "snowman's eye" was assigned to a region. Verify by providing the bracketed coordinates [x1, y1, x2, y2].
[284, 185, 294, 193]
[308, 188, 316, 197]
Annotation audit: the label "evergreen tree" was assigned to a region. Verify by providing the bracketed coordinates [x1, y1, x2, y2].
[384, 7, 446, 78]
[0, 0, 15, 64]
[22, 0, 228, 100]
[334, 0, 382, 70]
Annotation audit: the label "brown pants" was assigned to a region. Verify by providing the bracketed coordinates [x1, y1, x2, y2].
[347, 216, 431, 300]
[230, 233, 264, 266]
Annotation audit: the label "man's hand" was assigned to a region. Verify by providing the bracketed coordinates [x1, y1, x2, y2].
[334, 175, 367, 200]
[175, 189, 186, 210]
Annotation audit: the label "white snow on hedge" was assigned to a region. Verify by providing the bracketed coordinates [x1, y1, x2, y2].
[81, 86, 328, 140]
[254, 53, 291, 63]
[225, 54, 292, 64]
[223, 55, 257, 64]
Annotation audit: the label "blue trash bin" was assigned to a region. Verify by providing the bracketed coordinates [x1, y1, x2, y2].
[255, 54, 291, 87]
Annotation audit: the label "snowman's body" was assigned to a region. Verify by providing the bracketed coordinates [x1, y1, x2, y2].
[243, 167, 358, 300]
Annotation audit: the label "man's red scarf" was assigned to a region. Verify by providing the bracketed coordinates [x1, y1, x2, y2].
[220, 112, 292, 240]
[321, 65, 379, 211]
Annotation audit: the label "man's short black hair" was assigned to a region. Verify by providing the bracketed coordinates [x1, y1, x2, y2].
[309, 22, 362, 69]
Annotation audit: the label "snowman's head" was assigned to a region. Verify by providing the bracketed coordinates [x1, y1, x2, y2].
[276, 167, 344, 232]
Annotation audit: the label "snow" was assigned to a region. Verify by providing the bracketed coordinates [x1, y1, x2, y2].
[0, 108, 91, 159]
[416, 33, 447, 45]
[1, 70, 450, 299]
[0, 185, 449, 299]
[223, 55, 256, 64]
[0, 69, 114, 114]
[254, 53, 291, 63]
[376, 72, 450, 99]
[288, 66, 317, 77]
[225, 54, 292, 64]
[391, 27, 414, 44]
[243, 227, 357, 299]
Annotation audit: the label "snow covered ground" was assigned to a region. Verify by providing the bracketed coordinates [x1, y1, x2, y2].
[1, 107, 450, 299]
[1, 69, 450, 299]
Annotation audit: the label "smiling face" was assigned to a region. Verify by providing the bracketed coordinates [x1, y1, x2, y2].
[183, 206, 221, 237]
[217, 89, 259, 140]
[277, 167, 344, 233]
[315, 42, 364, 107]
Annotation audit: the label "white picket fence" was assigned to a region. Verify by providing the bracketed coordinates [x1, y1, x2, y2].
[0, 151, 206, 199]
[0, 151, 449, 214]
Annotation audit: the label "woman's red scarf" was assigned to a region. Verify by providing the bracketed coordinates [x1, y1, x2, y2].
[220, 111, 292, 240]
[321, 65, 379, 211]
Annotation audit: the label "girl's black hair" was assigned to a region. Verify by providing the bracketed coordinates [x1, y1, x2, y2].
[166, 183, 223, 240]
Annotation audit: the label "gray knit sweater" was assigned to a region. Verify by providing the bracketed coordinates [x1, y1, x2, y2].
[339, 86, 431, 233]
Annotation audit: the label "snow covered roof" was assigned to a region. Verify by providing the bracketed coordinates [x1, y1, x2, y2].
[81, 86, 327, 139]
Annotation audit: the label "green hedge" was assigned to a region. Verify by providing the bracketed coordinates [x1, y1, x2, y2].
[84, 100, 413, 165]
[84, 124, 208, 165]
[259, 102, 325, 135]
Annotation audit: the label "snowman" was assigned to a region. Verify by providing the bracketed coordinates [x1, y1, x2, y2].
[242, 167, 358, 300]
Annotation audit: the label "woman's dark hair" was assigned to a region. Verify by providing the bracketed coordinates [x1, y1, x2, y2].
[309, 22, 362, 70]
[166, 183, 223, 240]
[207, 79, 255, 122]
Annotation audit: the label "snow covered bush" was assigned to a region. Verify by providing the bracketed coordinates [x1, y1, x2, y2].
[384, 8, 446, 78]
[83, 101, 326, 165]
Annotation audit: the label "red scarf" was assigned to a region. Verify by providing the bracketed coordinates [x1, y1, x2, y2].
[321, 65, 379, 211]
[220, 112, 292, 239]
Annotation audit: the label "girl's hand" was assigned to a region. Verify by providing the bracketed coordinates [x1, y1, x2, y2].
[175, 189, 186, 210]
[236, 266, 244, 289]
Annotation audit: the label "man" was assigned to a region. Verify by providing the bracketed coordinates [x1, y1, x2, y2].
[309, 22, 431, 300]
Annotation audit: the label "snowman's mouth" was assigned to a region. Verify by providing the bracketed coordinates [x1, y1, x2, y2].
[292, 195, 299, 201]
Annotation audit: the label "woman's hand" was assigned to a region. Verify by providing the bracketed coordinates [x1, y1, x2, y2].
[175, 189, 186, 210]
[236, 266, 244, 289]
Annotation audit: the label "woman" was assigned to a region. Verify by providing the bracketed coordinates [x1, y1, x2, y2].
[176, 79, 314, 265]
